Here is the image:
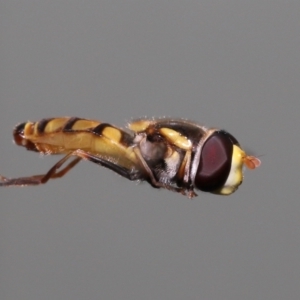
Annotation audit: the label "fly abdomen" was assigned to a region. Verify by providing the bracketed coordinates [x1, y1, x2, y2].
[12, 117, 101, 154]
[12, 117, 135, 158]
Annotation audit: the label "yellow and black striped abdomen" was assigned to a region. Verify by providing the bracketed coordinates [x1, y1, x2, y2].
[14, 117, 100, 153]
[13, 117, 135, 158]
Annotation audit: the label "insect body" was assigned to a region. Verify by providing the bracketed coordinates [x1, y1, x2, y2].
[0, 117, 260, 198]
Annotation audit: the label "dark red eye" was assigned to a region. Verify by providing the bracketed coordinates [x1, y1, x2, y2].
[194, 131, 239, 192]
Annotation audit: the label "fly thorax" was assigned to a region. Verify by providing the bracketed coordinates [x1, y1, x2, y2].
[136, 134, 167, 165]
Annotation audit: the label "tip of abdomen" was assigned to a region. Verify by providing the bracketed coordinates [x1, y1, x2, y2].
[13, 122, 38, 152]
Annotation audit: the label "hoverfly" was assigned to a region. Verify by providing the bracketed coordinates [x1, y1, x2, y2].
[0, 117, 260, 198]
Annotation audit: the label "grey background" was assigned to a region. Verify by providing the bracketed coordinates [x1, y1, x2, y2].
[1, 1, 299, 299]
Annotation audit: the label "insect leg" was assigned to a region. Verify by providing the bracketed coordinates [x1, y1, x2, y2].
[132, 147, 191, 197]
[74, 149, 196, 197]
[0, 153, 81, 187]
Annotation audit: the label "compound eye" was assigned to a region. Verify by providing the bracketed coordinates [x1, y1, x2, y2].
[195, 131, 238, 192]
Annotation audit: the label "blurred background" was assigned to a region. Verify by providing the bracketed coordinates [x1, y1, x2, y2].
[1, 1, 300, 299]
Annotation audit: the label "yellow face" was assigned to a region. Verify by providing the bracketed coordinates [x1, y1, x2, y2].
[217, 145, 261, 195]
[216, 145, 245, 195]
